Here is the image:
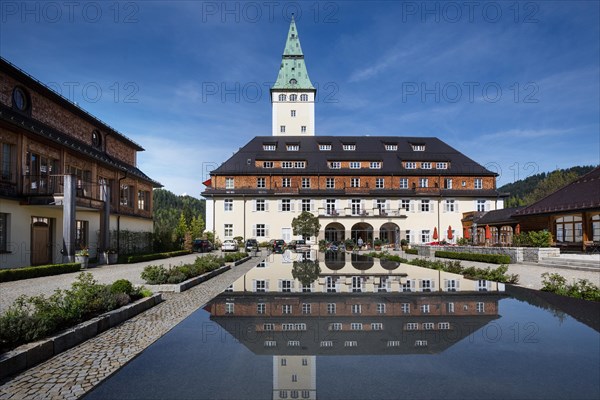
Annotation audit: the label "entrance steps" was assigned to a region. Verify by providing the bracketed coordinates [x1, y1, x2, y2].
[536, 256, 600, 271]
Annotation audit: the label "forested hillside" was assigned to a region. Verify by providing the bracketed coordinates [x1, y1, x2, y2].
[499, 165, 595, 207]
[153, 189, 206, 250]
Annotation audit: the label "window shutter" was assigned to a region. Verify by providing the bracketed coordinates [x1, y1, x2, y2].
[430, 202, 435, 213]
[252, 225, 256, 237]
[444, 279, 448, 290]
[252, 279, 257, 291]
[310, 200, 315, 212]
[291, 281, 295, 290]
[265, 200, 269, 212]
[290, 201, 295, 212]
[485, 201, 490, 212]
[278, 280, 282, 291]
[348, 199, 352, 208]
[278, 200, 282, 212]
[265, 280, 270, 291]
[431, 280, 435, 290]
[410, 201, 415, 212]
[372, 199, 377, 209]
[361, 199, 366, 211]
[455, 202, 459, 212]
[442, 201, 447, 213]
[418, 279, 423, 290]
[252, 201, 256, 212]
[322, 199, 327, 209]
[386, 200, 391, 210]
[265, 225, 270, 237]
[456, 280, 460, 290]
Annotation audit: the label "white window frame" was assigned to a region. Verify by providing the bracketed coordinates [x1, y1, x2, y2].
[225, 177, 234, 189]
[319, 144, 332, 151]
[263, 161, 274, 168]
[282, 177, 291, 187]
[385, 144, 398, 151]
[375, 178, 385, 189]
[294, 161, 306, 169]
[255, 200, 266, 212]
[349, 161, 361, 169]
[287, 144, 299, 151]
[257, 177, 266, 188]
[224, 199, 233, 211]
[343, 144, 356, 151]
[329, 161, 341, 169]
[282, 162, 293, 169]
[420, 200, 430, 212]
[377, 303, 386, 314]
[421, 162, 432, 169]
[290, 110, 296, 117]
[301, 178, 310, 188]
[419, 178, 429, 188]
[475, 178, 483, 189]
[437, 162, 448, 169]
[326, 178, 335, 189]
[351, 178, 360, 188]
[280, 125, 286, 133]
[399, 178, 408, 189]
[224, 224, 233, 238]
[301, 126, 306, 133]
[370, 161, 381, 169]
[263, 144, 276, 151]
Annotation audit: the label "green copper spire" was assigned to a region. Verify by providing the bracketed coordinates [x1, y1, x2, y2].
[272, 15, 315, 90]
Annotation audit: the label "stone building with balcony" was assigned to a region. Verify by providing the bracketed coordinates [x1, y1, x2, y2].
[202, 17, 503, 246]
[0, 58, 161, 268]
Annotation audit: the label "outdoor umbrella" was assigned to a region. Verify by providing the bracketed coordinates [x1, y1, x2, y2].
[464, 226, 470, 239]
[485, 225, 492, 240]
[433, 227, 438, 240]
[447, 226, 453, 240]
[515, 224, 521, 235]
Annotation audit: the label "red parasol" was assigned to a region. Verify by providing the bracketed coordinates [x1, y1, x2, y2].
[485, 225, 492, 240]
[464, 226, 470, 239]
[447, 226, 453, 240]
[433, 227, 439, 240]
[515, 224, 521, 235]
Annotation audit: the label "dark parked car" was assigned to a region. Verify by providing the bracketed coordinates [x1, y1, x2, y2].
[289, 239, 310, 252]
[192, 239, 213, 253]
[245, 239, 259, 252]
[273, 239, 286, 254]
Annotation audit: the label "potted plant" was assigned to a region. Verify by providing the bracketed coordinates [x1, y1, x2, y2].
[400, 239, 408, 250]
[374, 238, 382, 251]
[75, 248, 89, 269]
[344, 239, 355, 251]
[104, 248, 118, 264]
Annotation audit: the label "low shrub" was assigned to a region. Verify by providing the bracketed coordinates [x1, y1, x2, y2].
[126, 250, 190, 263]
[0, 263, 82, 283]
[110, 279, 134, 295]
[434, 251, 511, 264]
[223, 252, 249, 263]
[0, 273, 147, 351]
[258, 241, 271, 248]
[405, 249, 418, 255]
[541, 273, 600, 301]
[140, 254, 226, 285]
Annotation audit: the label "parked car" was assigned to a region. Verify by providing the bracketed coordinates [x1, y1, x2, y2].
[272, 239, 286, 254]
[192, 239, 213, 253]
[290, 239, 310, 252]
[245, 239, 259, 252]
[221, 240, 239, 252]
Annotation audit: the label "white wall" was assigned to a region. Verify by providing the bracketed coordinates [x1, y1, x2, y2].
[271, 91, 315, 136]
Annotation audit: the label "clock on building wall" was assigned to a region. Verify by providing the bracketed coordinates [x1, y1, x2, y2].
[12, 87, 29, 112]
[92, 130, 102, 149]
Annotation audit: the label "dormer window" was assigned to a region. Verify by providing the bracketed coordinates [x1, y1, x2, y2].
[278, 94, 286, 101]
[329, 161, 341, 169]
[343, 144, 356, 151]
[412, 144, 426, 151]
[289, 79, 297, 85]
[370, 162, 382, 169]
[319, 144, 331, 151]
[290, 94, 297, 101]
[421, 162, 432, 169]
[12, 86, 30, 113]
[405, 162, 416, 169]
[300, 94, 308, 101]
[263, 161, 274, 168]
[436, 162, 448, 169]
[286, 144, 299, 151]
[91, 130, 102, 149]
[385, 144, 398, 151]
[263, 144, 277, 151]
[349, 162, 361, 169]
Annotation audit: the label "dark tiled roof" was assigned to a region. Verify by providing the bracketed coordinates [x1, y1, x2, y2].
[1, 57, 144, 151]
[0, 105, 162, 187]
[475, 207, 524, 225]
[212, 136, 497, 176]
[514, 167, 600, 216]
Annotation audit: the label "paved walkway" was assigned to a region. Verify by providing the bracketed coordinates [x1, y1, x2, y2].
[384, 250, 600, 290]
[0, 253, 264, 400]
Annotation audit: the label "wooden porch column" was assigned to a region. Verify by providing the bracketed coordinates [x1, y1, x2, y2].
[62, 174, 76, 262]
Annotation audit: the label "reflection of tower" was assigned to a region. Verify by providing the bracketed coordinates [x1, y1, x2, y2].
[273, 356, 316, 400]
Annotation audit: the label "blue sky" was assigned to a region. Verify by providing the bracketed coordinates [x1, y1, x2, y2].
[1, 1, 599, 198]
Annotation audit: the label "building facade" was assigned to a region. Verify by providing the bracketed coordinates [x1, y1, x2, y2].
[202, 19, 504, 246]
[0, 58, 161, 268]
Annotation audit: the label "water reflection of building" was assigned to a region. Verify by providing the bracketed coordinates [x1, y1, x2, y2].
[205, 254, 504, 400]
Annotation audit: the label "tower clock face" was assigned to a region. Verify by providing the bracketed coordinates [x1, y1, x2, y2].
[12, 87, 28, 111]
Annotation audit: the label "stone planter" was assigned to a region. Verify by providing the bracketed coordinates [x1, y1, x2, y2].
[107, 252, 118, 264]
[75, 255, 89, 269]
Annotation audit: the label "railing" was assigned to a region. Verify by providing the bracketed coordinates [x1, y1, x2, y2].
[318, 208, 408, 218]
[21, 175, 101, 200]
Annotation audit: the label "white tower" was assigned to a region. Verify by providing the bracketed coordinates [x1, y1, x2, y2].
[271, 15, 316, 136]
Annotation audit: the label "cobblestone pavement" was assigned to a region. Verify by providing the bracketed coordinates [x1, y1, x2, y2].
[0, 256, 262, 400]
[0, 252, 219, 313]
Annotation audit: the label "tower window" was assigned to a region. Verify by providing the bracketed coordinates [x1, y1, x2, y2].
[290, 79, 297, 85]
[300, 94, 308, 101]
[290, 94, 297, 101]
[278, 94, 286, 101]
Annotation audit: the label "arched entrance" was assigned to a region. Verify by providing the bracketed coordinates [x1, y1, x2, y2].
[351, 222, 373, 245]
[379, 222, 400, 246]
[324, 222, 345, 242]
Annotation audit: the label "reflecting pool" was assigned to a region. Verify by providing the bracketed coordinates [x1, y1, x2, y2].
[85, 252, 600, 400]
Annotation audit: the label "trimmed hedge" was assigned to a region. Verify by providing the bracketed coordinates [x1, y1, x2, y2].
[405, 249, 418, 255]
[126, 250, 190, 263]
[141, 254, 225, 285]
[435, 251, 511, 264]
[223, 252, 249, 263]
[0, 263, 81, 283]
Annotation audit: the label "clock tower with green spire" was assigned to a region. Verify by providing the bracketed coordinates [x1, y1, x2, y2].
[271, 15, 316, 136]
